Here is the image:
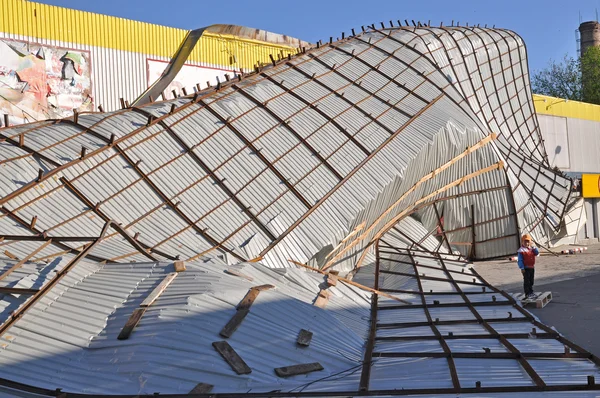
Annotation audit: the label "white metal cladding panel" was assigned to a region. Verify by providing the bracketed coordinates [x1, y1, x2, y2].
[454, 358, 535, 387]
[529, 359, 600, 386]
[369, 357, 453, 389]
[0, 259, 371, 395]
[374, 340, 444, 353]
[538, 114, 571, 170]
[565, 117, 600, 173]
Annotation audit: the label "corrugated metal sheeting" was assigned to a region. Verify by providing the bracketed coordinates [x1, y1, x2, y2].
[0, 22, 589, 396]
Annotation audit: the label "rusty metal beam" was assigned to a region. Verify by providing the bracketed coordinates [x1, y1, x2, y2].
[130, 107, 278, 243]
[261, 73, 371, 157]
[232, 84, 344, 181]
[198, 99, 312, 209]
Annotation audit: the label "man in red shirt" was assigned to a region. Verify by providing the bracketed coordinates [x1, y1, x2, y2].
[517, 234, 539, 299]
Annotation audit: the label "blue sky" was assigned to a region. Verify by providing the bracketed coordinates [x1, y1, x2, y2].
[35, 0, 600, 73]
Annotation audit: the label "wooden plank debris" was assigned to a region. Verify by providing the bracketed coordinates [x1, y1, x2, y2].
[118, 272, 179, 340]
[275, 362, 324, 377]
[219, 284, 276, 338]
[140, 272, 178, 307]
[314, 288, 330, 308]
[237, 284, 275, 311]
[296, 329, 313, 347]
[288, 259, 412, 305]
[118, 308, 147, 340]
[212, 341, 252, 374]
[188, 383, 214, 394]
[220, 309, 250, 338]
[326, 273, 338, 287]
[174, 260, 186, 272]
[225, 268, 254, 281]
[0, 240, 52, 282]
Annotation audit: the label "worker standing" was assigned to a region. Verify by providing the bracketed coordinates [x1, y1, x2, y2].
[517, 234, 539, 298]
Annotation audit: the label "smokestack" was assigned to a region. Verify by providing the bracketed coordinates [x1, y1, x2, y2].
[579, 21, 600, 56]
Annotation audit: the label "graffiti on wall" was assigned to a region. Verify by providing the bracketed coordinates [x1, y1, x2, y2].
[0, 39, 92, 124]
[147, 59, 234, 99]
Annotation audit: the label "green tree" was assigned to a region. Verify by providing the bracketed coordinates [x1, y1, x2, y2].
[581, 46, 600, 105]
[532, 48, 600, 105]
[531, 55, 582, 101]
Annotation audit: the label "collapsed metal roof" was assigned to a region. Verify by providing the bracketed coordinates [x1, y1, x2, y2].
[0, 22, 595, 397]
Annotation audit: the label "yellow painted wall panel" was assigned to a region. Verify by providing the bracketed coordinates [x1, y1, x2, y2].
[1, 0, 297, 69]
[534, 94, 600, 123]
[582, 174, 600, 198]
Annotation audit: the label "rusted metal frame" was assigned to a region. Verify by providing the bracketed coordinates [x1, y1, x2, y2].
[379, 287, 492, 297]
[0, 107, 154, 208]
[466, 28, 545, 163]
[130, 107, 277, 242]
[475, 233, 519, 245]
[0, 132, 61, 168]
[379, 300, 519, 311]
[0, 235, 97, 242]
[378, 257, 470, 277]
[468, 266, 600, 367]
[257, 88, 445, 258]
[261, 73, 371, 156]
[0, 220, 112, 338]
[0, 206, 110, 263]
[428, 27, 503, 148]
[442, 212, 516, 235]
[231, 84, 344, 181]
[366, 28, 489, 134]
[0, 240, 52, 282]
[378, 248, 468, 264]
[378, 315, 527, 329]
[496, 28, 550, 164]
[379, 269, 486, 287]
[470, 204, 476, 259]
[293, 57, 412, 136]
[117, 86, 392, 260]
[506, 158, 565, 224]
[435, 27, 524, 153]
[374, 352, 590, 359]
[386, 226, 436, 254]
[329, 44, 433, 114]
[198, 99, 312, 210]
[435, 255, 546, 387]
[405, 250, 460, 391]
[359, 241, 380, 392]
[376, 332, 558, 341]
[59, 177, 162, 262]
[64, 121, 243, 262]
[411, 27, 474, 102]
[432, 203, 452, 253]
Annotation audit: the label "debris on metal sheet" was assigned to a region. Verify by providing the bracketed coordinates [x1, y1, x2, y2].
[220, 284, 275, 338]
[314, 288, 331, 308]
[225, 268, 254, 281]
[173, 260, 186, 272]
[296, 329, 313, 347]
[288, 259, 412, 305]
[118, 272, 178, 339]
[117, 308, 147, 340]
[188, 383, 214, 394]
[274, 362, 324, 377]
[212, 341, 252, 375]
[219, 309, 250, 338]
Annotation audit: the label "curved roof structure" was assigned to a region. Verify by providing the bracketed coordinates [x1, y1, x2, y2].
[0, 22, 594, 397]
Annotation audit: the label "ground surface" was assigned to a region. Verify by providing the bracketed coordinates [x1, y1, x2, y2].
[474, 243, 600, 356]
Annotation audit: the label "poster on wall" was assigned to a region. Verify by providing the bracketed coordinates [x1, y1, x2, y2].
[147, 59, 235, 99]
[0, 38, 92, 124]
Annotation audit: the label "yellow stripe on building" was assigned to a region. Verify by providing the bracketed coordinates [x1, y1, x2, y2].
[533, 94, 600, 123]
[1, 0, 300, 69]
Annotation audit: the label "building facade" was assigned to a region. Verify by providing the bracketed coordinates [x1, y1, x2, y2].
[0, 0, 307, 124]
[534, 93, 600, 241]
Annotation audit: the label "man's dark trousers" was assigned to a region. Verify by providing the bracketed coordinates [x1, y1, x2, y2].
[523, 268, 535, 295]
